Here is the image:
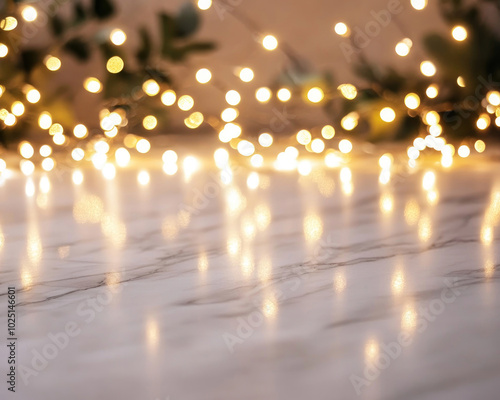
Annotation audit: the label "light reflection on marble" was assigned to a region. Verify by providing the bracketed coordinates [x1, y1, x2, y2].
[0, 153, 499, 400]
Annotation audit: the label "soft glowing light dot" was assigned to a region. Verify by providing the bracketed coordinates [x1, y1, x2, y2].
[53, 133, 66, 145]
[237, 140, 255, 157]
[420, 61, 436, 77]
[285, 146, 299, 159]
[324, 151, 341, 168]
[39, 145, 52, 157]
[142, 115, 157, 130]
[143, 79, 160, 96]
[214, 148, 229, 168]
[183, 156, 200, 178]
[4, 113, 16, 126]
[0, 44, 7, 57]
[379, 154, 393, 169]
[41, 157, 55, 172]
[404, 93, 420, 109]
[311, 138, 325, 153]
[457, 145, 470, 158]
[277, 88, 291, 102]
[136, 139, 151, 154]
[296, 130, 312, 145]
[380, 107, 396, 122]
[20, 160, 35, 176]
[178, 95, 194, 111]
[262, 35, 278, 50]
[256, 87, 272, 103]
[411, 0, 427, 10]
[250, 154, 264, 168]
[474, 140, 486, 153]
[339, 139, 353, 154]
[429, 124, 442, 136]
[0, 158, 6, 172]
[407, 146, 420, 159]
[298, 160, 312, 176]
[91, 153, 106, 169]
[422, 171, 436, 190]
[138, 170, 150, 185]
[73, 124, 88, 138]
[161, 90, 176, 106]
[197, 0, 212, 10]
[102, 163, 116, 180]
[341, 112, 359, 131]
[21, 6, 37, 22]
[395, 41, 411, 56]
[224, 123, 241, 138]
[496, 117, 500, 127]
[94, 141, 110, 154]
[338, 84, 357, 100]
[321, 125, 335, 139]
[11, 101, 24, 116]
[221, 108, 238, 122]
[476, 114, 490, 130]
[71, 148, 85, 161]
[44, 56, 61, 71]
[196, 68, 212, 84]
[72, 170, 84, 185]
[110, 29, 126, 45]
[26, 89, 40, 103]
[247, 172, 260, 189]
[424, 111, 440, 125]
[185, 111, 204, 129]
[163, 163, 178, 175]
[457, 76, 466, 87]
[334, 22, 349, 36]
[452, 25, 467, 41]
[426, 84, 439, 98]
[307, 87, 324, 103]
[49, 123, 63, 136]
[258, 133, 273, 147]
[1, 17, 17, 31]
[84, 77, 102, 93]
[112, 148, 129, 167]
[106, 56, 124, 73]
[239, 67, 254, 82]
[487, 91, 500, 106]
[19, 142, 34, 159]
[225, 90, 241, 106]
[162, 150, 178, 164]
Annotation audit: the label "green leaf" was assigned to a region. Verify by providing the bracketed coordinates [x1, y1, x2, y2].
[63, 38, 90, 61]
[167, 42, 215, 62]
[50, 16, 65, 37]
[136, 27, 152, 65]
[92, 0, 115, 20]
[175, 2, 199, 38]
[159, 13, 175, 58]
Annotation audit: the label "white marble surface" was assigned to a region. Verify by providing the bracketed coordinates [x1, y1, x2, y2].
[0, 152, 499, 400]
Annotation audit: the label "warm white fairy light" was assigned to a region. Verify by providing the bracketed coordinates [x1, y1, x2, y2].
[262, 35, 278, 50]
[221, 108, 238, 122]
[426, 84, 439, 98]
[143, 115, 158, 130]
[0, 44, 8, 58]
[476, 114, 490, 130]
[110, 29, 127, 45]
[311, 138, 325, 153]
[296, 130, 312, 145]
[70, 125, 87, 140]
[339, 139, 353, 153]
[4, 113, 16, 126]
[84, 77, 102, 93]
[458, 145, 470, 158]
[237, 140, 255, 156]
[115, 147, 131, 167]
[341, 112, 359, 131]
[41, 158, 55, 172]
[71, 148, 85, 161]
[225, 90, 241, 106]
[457, 76, 466, 87]
[163, 163, 178, 175]
[19, 142, 34, 159]
[239, 68, 254, 82]
[407, 146, 420, 160]
[143, 80, 160, 96]
[380, 107, 396, 122]
[258, 133, 273, 147]
[11, 101, 24, 116]
[20, 160, 35, 176]
[474, 140, 486, 153]
[420, 61, 436, 77]
[0, 17, 17, 31]
[26, 88, 41, 103]
[404, 93, 420, 109]
[185, 111, 204, 129]
[39, 145, 52, 157]
[137, 170, 150, 185]
[44, 56, 61, 71]
[277, 88, 291, 102]
[338, 84, 357, 100]
[307, 87, 324, 103]
[429, 124, 442, 136]
[321, 125, 335, 139]
[379, 154, 393, 169]
[255, 87, 272, 103]
[214, 148, 229, 168]
[298, 160, 312, 176]
[423, 110, 440, 125]
[161, 90, 176, 106]
[224, 122, 242, 138]
[197, 0, 212, 10]
[250, 154, 264, 168]
[411, 0, 427, 10]
[395, 40, 411, 56]
[21, 6, 37, 22]
[136, 139, 151, 153]
[72, 170, 84, 185]
[102, 163, 116, 180]
[452, 26, 467, 41]
[162, 150, 178, 164]
[486, 91, 500, 106]
[106, 56, 124, 73]
[196, 68, 212, 84]
[334, 22, 349, 37]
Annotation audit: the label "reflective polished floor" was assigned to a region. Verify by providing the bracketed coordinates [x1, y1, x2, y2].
[0, 149, 499, 400]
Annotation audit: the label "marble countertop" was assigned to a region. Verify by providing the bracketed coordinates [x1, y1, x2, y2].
[0, 151, 499, 400]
